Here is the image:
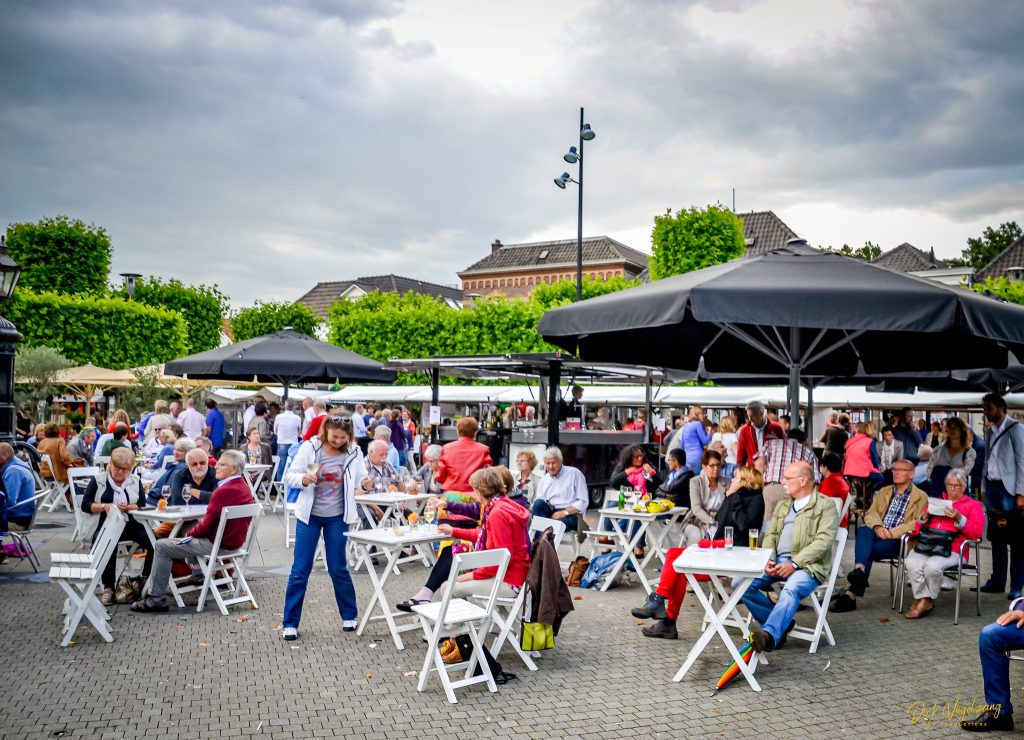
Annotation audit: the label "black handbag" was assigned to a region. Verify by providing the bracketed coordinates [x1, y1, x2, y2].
[915, 527, 955, 558]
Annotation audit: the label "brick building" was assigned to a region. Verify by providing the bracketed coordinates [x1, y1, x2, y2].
[458, 236, 648, 301]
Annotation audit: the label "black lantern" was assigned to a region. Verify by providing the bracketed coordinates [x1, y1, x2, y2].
[120, 272, 142, 299]
[0, 235, 23, 443]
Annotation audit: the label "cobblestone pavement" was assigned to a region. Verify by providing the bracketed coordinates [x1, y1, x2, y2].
[0, 508, 1014, 739]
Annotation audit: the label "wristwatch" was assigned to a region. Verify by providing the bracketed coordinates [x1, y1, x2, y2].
[791, 561, 801, 570]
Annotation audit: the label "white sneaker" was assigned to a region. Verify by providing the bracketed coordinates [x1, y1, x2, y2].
[343, 619, 358, 632]
[282, 627, 298, 641]
[941, 577, 957, 591]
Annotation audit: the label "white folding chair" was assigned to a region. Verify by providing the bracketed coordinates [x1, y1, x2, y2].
[4, 490, 51, 572]
[269, 455, 289, 511]
[67, 466, 100, 544]
[39, 454, 71, 512]
[48, 511, 125, 646]
[529, 516, 566, 549]
[179, 503, 263, 616]
[787, 527, 848, 653]
[95, 455, 111, 471]
[412, 548, 511, 703]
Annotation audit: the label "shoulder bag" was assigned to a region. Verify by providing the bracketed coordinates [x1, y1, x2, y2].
[915, 527, 955, 558]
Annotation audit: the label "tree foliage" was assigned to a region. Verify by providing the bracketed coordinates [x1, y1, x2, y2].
[963, 221, 1022, 271]
[973, 276, 1024, 305]
[6, 289, 187, 369]
[649, 204, 745, 280]
[530, 274, 641, 309]
[115, 277, 227, 353]
[821, 242, 883, 261]
[115, 367, 175, 419]
[13, 345, 73, 411]
[5, 216, 112, 295]
[230, 301, 321, 342]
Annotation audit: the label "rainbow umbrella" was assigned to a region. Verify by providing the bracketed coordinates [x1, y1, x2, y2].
[714, 640, 754, 692]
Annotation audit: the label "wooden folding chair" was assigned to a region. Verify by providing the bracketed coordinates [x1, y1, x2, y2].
[412, 548, 511, 703]
[49, 512, 125, 646]
[179, 503, 263, 616]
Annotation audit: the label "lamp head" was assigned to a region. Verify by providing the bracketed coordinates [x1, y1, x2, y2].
[563, 146, 579, 164]
[580, 123, 595, 141]
[553, 172, 572, 189]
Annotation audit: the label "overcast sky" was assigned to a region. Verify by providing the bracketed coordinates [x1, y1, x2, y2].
[2, 0, 1022, 306]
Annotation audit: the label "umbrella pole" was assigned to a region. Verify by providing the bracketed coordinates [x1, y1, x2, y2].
[788, 328, 801, 428]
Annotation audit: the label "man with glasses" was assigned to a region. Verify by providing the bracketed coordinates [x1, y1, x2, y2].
[744, 461, 838, 653]
[831, 459, 926, 613]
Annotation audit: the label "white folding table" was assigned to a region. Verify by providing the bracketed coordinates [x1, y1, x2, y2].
[355, 492, 436, 570]
[672, 546, 772, 692]
[131, 505, 207, 605]
[592, 506, 688, 593]
[346, 525, 448, 650]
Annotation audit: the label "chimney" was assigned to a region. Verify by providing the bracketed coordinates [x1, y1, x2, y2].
[491, 239, 502, 254]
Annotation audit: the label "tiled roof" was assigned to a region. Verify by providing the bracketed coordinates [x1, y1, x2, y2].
[871, 242, 945, 272]
[976, 235, 1024, 281]
[296, 275, 463, 318]
[459, 236, 648, 276]
[737, 211, 799, 255]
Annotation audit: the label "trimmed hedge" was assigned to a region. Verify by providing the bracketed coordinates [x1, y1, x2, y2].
[230, 301, 321, 342]
[5, 216, 112, 295]
[114, 277, 227, 353]
[6, 289, 188, 369]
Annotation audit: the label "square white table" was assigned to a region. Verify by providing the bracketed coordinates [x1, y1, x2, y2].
[355, 492, 436, 570]
[131, 505, 207, 605]
[346, 525, 448, 650]
[672, 546, 772, 692]
[592, 505, 689, 593]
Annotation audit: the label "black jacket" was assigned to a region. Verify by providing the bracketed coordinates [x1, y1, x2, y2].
[715, 487, 765, 541]
[654, 469, 695, 508]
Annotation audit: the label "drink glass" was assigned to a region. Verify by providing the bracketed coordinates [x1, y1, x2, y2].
[749, 528, 760, 548]
[160, 485, 171, 505]
[424, 505, 436, 527]
[724, 526, 734, 550]
[706, 522, 718, 541]
[182, 484, 193, 508]
[306, 463, 320, 477]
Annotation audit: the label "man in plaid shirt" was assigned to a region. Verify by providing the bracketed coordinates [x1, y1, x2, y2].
[831, 460, 926, 612]
[759, 429, 821, 522]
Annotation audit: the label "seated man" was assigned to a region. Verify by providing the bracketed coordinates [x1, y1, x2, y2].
[742, 461, 838, 653]
[68, 427, 96, 467]
[144, 437, 196, 506]
[0, 442, 38, 530]
[169, 448, 218, 505]
[831, 459, 925, 612]
[373, 425, 402, 470]
[653, 448, 694, 508]
[531, 447, 589, 533]
[131, 450, 256, 613]
[960, 597, 1024, 732]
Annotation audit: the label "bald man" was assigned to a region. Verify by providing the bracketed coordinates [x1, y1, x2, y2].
[739, 461, 839, 653]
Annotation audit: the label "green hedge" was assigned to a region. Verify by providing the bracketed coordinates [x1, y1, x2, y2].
[6, 289, 188, 368]
[230, 301, 321, 342]
[5, 216, 112, 295]
[114, 277, 227, 353]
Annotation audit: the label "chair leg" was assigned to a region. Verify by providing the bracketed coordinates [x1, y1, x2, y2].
[953, 568, 962, 626]
[467, 626, 496, 693]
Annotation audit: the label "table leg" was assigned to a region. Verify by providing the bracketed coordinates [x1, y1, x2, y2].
[354, 543, 406, 650]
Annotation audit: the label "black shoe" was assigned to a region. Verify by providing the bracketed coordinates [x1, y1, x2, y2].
[641, 619, 678, 639]
[961, 710, 1013, 732]
[750, 629, 776, 654]
[830, 594, 858, 613]
[493, 671, 517, 685]
[974, 581, 1005, 594]
[396, 598, 430, 613]
[130, 597, 169, 613]
[776, 620, 796, 650]
[846, 567, 868, 592]
[631, 593, 667, 620]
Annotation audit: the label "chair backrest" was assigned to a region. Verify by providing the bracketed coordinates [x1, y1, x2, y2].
[529, 516, 566, 549]
[209, 503, 263, 555]
[89, 509, 127, 568]
[96, 455, 111, 468]
[39, 453, 56, 482]
[68, 466, 100, 492]
[19, 490, 51, 530]
[838, 492, 854, 520]
[434, 548, 511, 628]
[825, 527, 849, 586]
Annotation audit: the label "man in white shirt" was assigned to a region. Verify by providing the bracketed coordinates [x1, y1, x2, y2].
[530, 447, 589, 533]
[300, 397, 315, 436]
[242, 394, 265, 436]
[177, 398, 206, 439]
[273, 401, 302, 481]
[352, 404, 369, 453]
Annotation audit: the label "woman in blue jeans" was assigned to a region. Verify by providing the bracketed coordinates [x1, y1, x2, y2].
[282, 415, 372, 641]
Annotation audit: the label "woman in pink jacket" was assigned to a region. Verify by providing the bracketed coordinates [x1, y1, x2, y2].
[904, 468, 984, 619]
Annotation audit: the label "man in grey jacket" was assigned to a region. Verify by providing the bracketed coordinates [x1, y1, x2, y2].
[979, 393, 1024, 599]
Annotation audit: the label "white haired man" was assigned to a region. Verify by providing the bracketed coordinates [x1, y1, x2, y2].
[530, 447, 588, 533]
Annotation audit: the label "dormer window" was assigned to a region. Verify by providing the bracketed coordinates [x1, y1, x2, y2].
[538, 250, 549, 260]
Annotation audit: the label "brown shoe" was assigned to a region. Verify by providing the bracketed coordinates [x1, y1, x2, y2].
[598, 536, 615, 546]
[919, 597, 934, 615]
[438, 637, 457, 657]
[905, 599, 926, 619]
[441, 639, 464, 664]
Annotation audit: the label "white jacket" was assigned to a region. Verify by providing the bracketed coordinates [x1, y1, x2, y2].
[285, 438, 369, 526]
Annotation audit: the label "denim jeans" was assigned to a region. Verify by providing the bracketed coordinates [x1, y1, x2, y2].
[851, 526, 902, 595]
[737, 559, 820, 643]
[683, 462, 702, 477]
[979, 620, 1024, 714]
[531, 499, 578, 534]
[283, 514, 357, 628]
[275, 443, 292, 481]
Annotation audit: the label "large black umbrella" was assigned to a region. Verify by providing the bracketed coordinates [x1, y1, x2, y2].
[537, 242, 1024, 423]
[164, 328, 395, 398]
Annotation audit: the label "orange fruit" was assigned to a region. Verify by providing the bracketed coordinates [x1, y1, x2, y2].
[407, 512, 420, 524]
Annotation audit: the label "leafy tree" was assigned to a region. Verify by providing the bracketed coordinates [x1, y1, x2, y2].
[649, 204, 745, 279]
[230, 301, 320, 342]
[944, 257, 970, 268]
[973, 276, 1024, 305]
[530, 274, 641, 309]
[115, 367, 176, 420]
[13, 344, 73, 412]
[821, 242, 883, 261]
[962, 221, 1023, 271]
[5, 216, 112, 295]
[115, 277, 227, 353]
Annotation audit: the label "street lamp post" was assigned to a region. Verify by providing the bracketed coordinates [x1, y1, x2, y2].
[119, 272, 142, 299]
[0, 235, 24, 444]
[553, 107, 595, 302]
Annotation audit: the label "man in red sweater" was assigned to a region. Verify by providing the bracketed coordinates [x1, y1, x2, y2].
[436, 417, 493, 493]
[132, 450, 256, 613]
[736, 401, 786, 467]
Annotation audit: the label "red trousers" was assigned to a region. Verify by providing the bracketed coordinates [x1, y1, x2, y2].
[656, 547, 711, 620]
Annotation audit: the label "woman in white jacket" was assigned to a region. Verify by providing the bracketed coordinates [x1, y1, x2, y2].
[281, 415, 372, 641]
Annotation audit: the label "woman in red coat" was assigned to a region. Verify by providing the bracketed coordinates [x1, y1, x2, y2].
[436, 417, 493, 493]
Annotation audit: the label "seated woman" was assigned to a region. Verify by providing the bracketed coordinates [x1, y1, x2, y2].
[600, 445, 664, 555]
[414, 444, 444, 495]
[904, 468, 984, 619]
[843, 421, 882, 504]
[38, 422, 85, 505]
[681, 450, 726, 546]
[632, 465, 765, 639]
[433, 466, 529, 528]
[512, 450, 542, 503]
[817, 453, 851, 527]
[240, 426, 273, 467]
[100, 422, 134, 457]
[144, 436, 196, 504]
[141, 428, 178, 480]
[396, 467, 530, 613]
[80, 447, 152, 607]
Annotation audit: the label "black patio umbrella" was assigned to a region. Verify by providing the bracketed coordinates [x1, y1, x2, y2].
[164, 328, 395, 399]
[537, 241, 1024, 424]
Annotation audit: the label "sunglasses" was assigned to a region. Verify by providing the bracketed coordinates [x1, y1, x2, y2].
[328, 415, 351, 423]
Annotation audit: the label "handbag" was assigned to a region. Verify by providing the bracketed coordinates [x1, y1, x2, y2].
[915, 527, 955, 558]
[114, 574, 145, 604]
[517, 585, 556, 651]
[566, 555, 590, 588]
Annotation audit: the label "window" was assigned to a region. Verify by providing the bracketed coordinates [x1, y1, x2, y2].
[539, 250, 549, 260]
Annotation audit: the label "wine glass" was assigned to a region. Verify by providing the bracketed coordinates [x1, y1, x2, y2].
[424, 504, 436, 528]
[182, 484, 193, 509]
[706, 522, 718, 542]
[160, 485, 171, 506]
[306, 462, 320, 478]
